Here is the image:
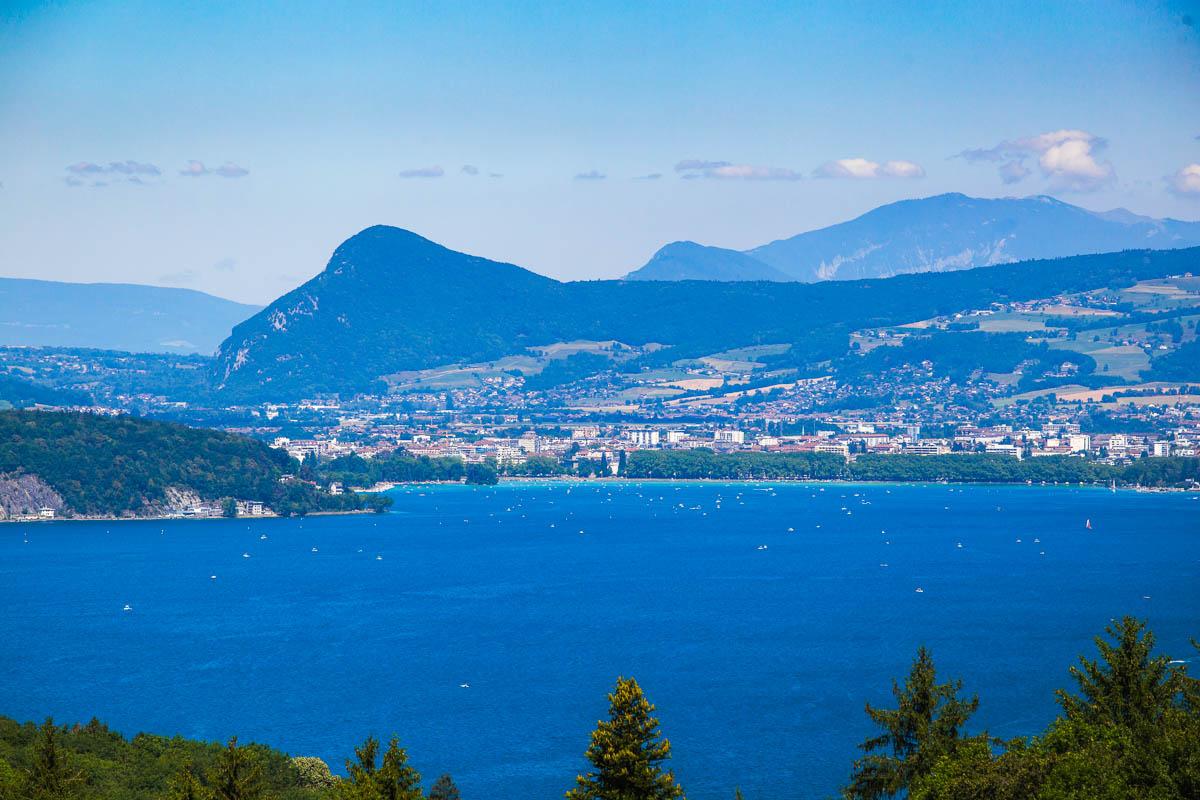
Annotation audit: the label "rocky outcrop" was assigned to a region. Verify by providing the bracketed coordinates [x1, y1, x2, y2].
[0, 473, 65, 519]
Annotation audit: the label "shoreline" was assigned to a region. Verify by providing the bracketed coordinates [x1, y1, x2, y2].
[5, 478, 1194, 525]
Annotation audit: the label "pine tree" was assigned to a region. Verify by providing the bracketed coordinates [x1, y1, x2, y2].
[24, 719, 81, 800]
[209, 737, 263, 800]
[1056, 616, 1180, 729]
[428, 773, 461, 800]
[376, 737, 422, 800]
[843, 647, 978, 800]
[339, 735, 422, 800]
[567, 676, 686, 800]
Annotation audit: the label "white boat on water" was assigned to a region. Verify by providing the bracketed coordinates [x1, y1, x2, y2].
[122, 604, 132, 612]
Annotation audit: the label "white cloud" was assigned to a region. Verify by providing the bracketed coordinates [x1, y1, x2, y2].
[676, 159, 803, 181]
[212, 162, 249, 178]
[574, 170, 606, 180]
[65, 160, 162, 186]
[1167, 163, 1200, 197]
[813, 158, 925, 179]
[634, 173, 663, 180]
[180, 160, 208, 177]
[398, 166, 444, 178]
[960, 129, 1114, 192]
[461, 164, 480, 176]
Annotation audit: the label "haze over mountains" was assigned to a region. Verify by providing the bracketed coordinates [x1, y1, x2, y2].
[211, 224, 1200, 401]
[626, 193, 1200, 282]
[0, 278, 260, 354]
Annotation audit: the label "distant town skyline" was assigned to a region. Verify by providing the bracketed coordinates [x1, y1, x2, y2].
[1, 0, 1199, 302]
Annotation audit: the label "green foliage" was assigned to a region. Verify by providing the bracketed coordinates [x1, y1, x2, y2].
[1144, 340, 1200, 381]
[427, 774, 460, 800]
[337, 736, 421, 800]
[624, 449, 847, 480]
[25, 719, 83, 800]
[209, 738, 266, 800]
[291, 758, 336, 790]
[523, 353, 612, 391]
[908, 618, 1200, 800]
[0, 409, 371, 517]
[567, 676, 685, 800]
[623, 449, 1200, 488]
[318, 451, 465, 486]
[0, 375, 89, 410]
[843, 648, 978, 800]
[464, 462, 498, 485]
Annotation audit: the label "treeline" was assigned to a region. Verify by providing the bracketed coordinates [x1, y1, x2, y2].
[623, 449, 1200, 487]
[314, 451, 498, 487]
[5, 617, 1197, 799]
[0, 410, 360, 518]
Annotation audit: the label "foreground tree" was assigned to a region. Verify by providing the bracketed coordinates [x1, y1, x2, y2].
[340, 736, 422, 800]
[1056, 616, 1179, 728]
[24, 719, 82, 800]
[567, 676, 685, 800]
[209, 737, 264, 800]
[427, 773, 461, 800]
[843, 647, 978, 800]
[166, 762, 210, 800]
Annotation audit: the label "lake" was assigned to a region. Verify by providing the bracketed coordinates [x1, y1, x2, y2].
[2, 481, 1198, 798]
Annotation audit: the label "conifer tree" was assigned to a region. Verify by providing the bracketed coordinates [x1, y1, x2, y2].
[24, 719, 81, 800]
[339, 735, 422, 800]
[428, 773, 461, 800]
[1056, 616, 1179, 728]
[843, 647, 978, 800]
[209, 737, 263, 800]
[567, 676, 685, 800]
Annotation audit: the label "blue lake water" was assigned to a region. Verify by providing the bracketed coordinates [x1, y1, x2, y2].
[2, 481, 1198, 798]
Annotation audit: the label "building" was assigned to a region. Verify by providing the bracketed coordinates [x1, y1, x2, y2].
[627, 429, 660, 448]
[714, 429, 745, 445]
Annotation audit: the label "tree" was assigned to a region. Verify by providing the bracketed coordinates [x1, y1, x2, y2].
[1056, 616, 1179, 729]
[843, 647, 978, 800]
[166, 762, 210, 800]
[209, 737, 263, 800]
[339, 736, 421, 800]
[23, 719, 81, 800]
[221, 497, 238, 518]
[567, 676, 685, 800]
[292, 757, 337, 789]
[428, 773, 461, 800]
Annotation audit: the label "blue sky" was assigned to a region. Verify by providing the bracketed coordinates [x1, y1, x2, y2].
[1, 0, 1198, 302]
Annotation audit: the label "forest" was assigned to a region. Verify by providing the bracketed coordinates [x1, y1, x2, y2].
[2, 617, 1195, 799]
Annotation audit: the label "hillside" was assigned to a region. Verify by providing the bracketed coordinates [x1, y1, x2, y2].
[212, 225, 1200, 400]
[625, 193, 1200, 282]
[0, 409, 367, 518]
[0, 277, 260, 354]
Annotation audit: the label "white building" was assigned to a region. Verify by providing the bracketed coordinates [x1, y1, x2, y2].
[627, 429, 660, 447]
[714, 429, 745, 445]
[1067, 434, 1092, 453]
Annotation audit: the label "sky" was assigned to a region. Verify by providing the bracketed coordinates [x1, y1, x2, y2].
[1, 0, 1199, 304]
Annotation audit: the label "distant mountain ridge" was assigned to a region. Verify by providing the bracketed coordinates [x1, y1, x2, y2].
[212, 225, 1200, 400]
[626, 193, 1200, 282]
[0, 278, 260, 354]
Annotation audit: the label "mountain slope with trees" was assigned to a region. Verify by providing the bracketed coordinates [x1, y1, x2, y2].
[211, 225, 1200, 401]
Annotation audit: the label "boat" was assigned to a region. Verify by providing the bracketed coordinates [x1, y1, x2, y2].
[122, 604, 132, 612]
[914, 587, 924, 593]
[376, 555, 383, 561]
[311, 547, 319, 553]
[756, 545, 768, 550]
[210, 575, 217, 580]
[1085, 519, 1092, 530]
[242, 552, 250, 558]
[260, 534, 268, 540]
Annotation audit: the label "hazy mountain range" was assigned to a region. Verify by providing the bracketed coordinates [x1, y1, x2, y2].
[211, 225, 1199, 400]
[0, 278, 260, 354]
[626, 193, 1200, 282]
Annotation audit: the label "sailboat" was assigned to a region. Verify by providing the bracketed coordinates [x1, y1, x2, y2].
[1085, 519, 1092, 530]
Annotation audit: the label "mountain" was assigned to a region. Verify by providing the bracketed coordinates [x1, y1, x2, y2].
[631, 241, 791, 282]
[624, 193, 1200, 282]
[212, 225, 1200, 401]
[0, 278, 261, 354]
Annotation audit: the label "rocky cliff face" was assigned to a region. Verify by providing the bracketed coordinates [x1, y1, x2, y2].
[0, 474, 65, 519]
